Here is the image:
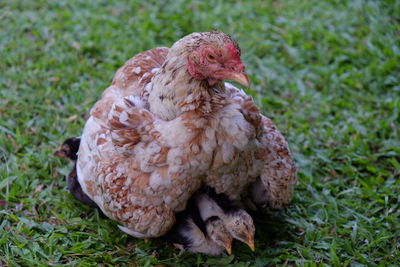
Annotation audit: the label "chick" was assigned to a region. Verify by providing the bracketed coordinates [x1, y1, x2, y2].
[164, 200, 232, 255]
[53, 137, 80, 160]
[54, 137, 98, 208]
[196, 186, 255, 251]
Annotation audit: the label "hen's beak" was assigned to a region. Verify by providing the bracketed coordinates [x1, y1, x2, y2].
[227, 72, 250, 88]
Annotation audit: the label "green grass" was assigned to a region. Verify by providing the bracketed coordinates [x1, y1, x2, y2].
[1, 0, 399, 266]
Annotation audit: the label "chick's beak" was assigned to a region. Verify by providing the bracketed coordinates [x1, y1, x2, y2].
[222, 239, 233, 255]
[219, 236, 233, 255]
[245, 234, 255, 251]
[227, 71, 250, 88]
[53, 148, 64, 157]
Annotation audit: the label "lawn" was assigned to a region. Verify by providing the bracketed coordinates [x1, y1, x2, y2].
[0, 0, 399, 266]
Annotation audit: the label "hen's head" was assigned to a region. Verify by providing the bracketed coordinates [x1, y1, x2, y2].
[171, 31, 249, 88]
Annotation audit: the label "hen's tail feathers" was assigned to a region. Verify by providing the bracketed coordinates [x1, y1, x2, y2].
[252, 116, 297, 210]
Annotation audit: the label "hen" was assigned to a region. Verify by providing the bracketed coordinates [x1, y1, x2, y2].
[77, 31, 296, 238]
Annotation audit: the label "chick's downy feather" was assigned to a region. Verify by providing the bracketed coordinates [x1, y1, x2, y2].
[77, 32, 296, 238]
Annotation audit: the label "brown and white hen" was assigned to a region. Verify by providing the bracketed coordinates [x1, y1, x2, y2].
[76, 31, 296, 238]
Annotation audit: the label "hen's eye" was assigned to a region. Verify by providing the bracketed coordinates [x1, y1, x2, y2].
[207, 54, 216, 62]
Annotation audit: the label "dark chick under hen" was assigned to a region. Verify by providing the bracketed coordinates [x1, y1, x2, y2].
[54, 137, 98, 209]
